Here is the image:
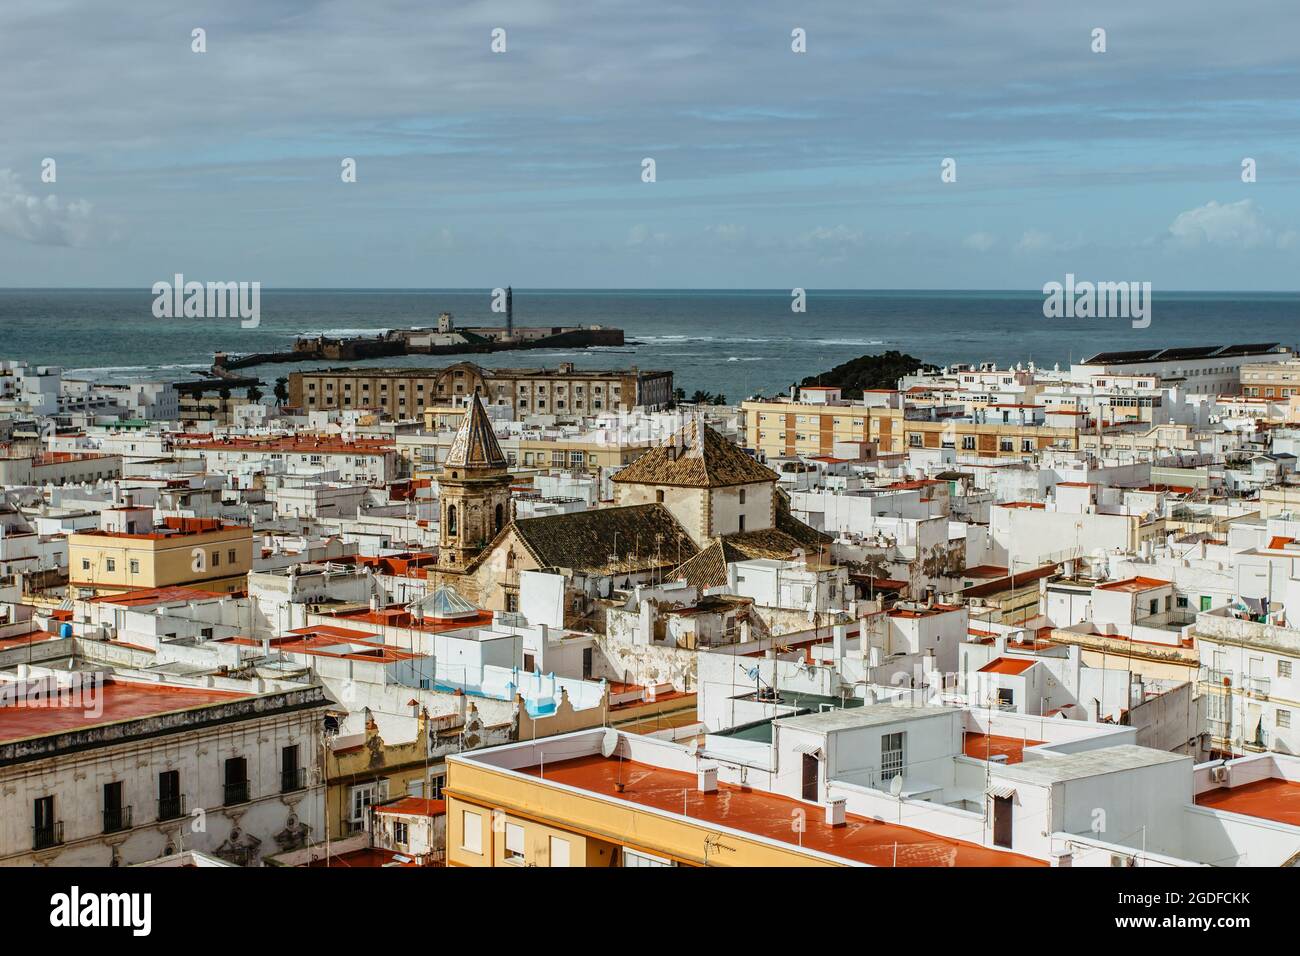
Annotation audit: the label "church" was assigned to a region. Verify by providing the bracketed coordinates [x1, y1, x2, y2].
[432, 393, 827, 617]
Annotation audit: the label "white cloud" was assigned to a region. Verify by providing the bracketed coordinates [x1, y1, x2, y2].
[706, 223, 747, 243]
[962, 231, 996, 252]
[626, 223, 668, 247]
[0, 169, 94, 246]
[1013, 229, 1055, 255]
[1166, 199, 1290, 250]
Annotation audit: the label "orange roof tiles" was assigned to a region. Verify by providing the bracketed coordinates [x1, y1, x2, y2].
[87, 585, 225, 606]
[978, 657, 1037, 675]
[375, 797, 446, 817]
[1195, 779, 1300, 827]
[0, 681, 249, 743]
[519, 755, 1042, 867]
[963, 732, 1043, 765]
[1097, 576, 1171, 593]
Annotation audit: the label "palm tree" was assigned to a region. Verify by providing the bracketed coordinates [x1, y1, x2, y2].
[273, 377, 289, 405]
[246, 385, 263, 403]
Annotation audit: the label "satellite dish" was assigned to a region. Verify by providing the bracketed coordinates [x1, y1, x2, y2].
[600, 727, 619, 758]
[889, 774, 904, 797]
[686, 739, 700, 758]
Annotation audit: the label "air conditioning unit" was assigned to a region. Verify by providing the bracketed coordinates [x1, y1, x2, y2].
[1210, 765, 1229, 784]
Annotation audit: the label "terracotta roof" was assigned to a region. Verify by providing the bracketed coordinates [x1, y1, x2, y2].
[444, 393, 507, 470]
[611, 419, 777, 489]
[674, 504, 829, 590]
[978, 657, 1037, 675]
[513, 503, 699, 576]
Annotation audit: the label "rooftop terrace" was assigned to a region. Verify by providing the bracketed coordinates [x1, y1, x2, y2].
[518, 753, 1041, 867]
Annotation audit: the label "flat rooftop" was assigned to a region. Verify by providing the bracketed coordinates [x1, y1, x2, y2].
[520, 754, 1041, 867]
[1195, 779, 1300, 827]
[995, 745, 1188, 785]
[776, 703, 952, 735]
[963, 732, 1042, 765]
[0, 680, 249, 743]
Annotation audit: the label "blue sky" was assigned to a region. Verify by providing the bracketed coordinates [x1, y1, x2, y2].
[1, 0, 1298, 289]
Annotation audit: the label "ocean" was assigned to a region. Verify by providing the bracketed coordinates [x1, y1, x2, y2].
[1, 289, 1297, 402]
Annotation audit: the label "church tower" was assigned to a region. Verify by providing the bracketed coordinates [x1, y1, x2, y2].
[438, 392, 513, 569]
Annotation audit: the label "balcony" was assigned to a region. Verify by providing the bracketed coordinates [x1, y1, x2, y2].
[103, 805, 133, 834]
[33, 821, 64, 850]
[223, 780, 250, 806]
[280, 768, 307, 794]
[1244, 676, 1271, 699]
[158, 794, 186, 821]
[1201, 667, 1234, 686]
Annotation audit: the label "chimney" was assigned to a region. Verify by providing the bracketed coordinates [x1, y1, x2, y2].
[825, 797, 846, 827]
[697, 764, 718, 793]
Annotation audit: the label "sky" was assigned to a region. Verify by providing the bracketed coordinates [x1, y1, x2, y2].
[1, 0, 1299, 290]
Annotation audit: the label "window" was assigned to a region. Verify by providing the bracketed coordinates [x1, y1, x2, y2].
[880, 732, 905, 781]
[461, 810, 482, 854]
[738, 515, 746, 532]
[228, 549, 237, 564]
[1280, 660, 1293, 679]
[393, 820, 409, 845]
[281, 744, 302, 792]
[106, 558, 116, 572]
[223, 756, 248, 806]
[211, 550, 220, 567]
[656, 489, 664, 503]
[962, 435, 976, 450]
[623, 848, 674, 867]
[1278, 710, 1292, 729]
[349, 780, 386, 825]
[504, 822, 525, 863]
[34, 795, 58, 849]
[158, 770, 182, 820]
[128, 559, 140, 574]
[549, 836, 571, 867]
[738, 489, 746, 505]
[81, 558, 90, 571]
[103, 780, 128, 833]
[429, 773, 446, 799]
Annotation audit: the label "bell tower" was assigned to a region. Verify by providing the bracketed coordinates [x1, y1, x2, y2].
[439, 392, 512, 569]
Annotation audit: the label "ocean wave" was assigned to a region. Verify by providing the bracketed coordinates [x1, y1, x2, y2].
[296, 327, 392, 337]
[64, 362, 209, 375]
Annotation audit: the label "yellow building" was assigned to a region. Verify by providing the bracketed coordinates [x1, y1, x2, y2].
[68, 512, 253, 597]
[742, 397, 1079, 460]
[445, 728, 1041, 868]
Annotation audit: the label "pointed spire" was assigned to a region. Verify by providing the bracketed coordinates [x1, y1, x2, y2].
[445, 392, 507, 470]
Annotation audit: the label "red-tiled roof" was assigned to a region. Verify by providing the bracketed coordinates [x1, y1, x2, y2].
[978, 657, 1037, 675]
[518, 755, 1042, 867]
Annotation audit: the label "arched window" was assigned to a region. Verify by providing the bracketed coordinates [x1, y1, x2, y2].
[495, 503, 504, 533]
[446, 504, 457, 536]
[506, 549, 516, 570]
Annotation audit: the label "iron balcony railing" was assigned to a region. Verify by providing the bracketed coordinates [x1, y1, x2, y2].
[103, 805, 132, 834]
[158, 794, 186, 821]
[223, 780, 250, 806]
[33, 821, 64, 850]
[280, 768, 307, 793]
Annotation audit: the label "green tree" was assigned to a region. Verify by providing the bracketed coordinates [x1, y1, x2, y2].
[273, 377, 289, 405]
